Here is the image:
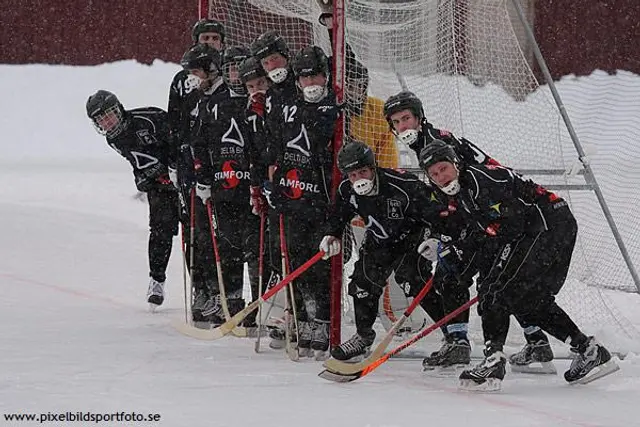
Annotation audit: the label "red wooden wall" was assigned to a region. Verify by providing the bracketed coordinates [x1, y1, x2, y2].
[1, 0, 638, 79]
[0, 1, 195, 65]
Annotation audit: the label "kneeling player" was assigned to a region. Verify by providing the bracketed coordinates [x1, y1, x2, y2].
[321, 141, 451, 362]
[419, 140, 619, 390]
[385, 90, 557, 373]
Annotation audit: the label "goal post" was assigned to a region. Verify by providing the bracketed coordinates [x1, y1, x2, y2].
[201, 0, 640, 354]
[329, 0, 346, 351]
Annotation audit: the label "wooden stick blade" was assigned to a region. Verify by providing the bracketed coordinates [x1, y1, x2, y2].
[318, 369, 363, 383]
[171, 318, 227, 340]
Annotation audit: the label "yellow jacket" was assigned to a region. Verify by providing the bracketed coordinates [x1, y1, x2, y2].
[347, 96, 399, 168]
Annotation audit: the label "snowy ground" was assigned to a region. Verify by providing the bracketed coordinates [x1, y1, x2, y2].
[1, 62, 640, 426]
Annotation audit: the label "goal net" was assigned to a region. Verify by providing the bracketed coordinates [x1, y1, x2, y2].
[207, 0, 640, 355]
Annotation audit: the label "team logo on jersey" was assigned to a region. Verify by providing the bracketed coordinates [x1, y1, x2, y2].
[285, 124, 311, 157]
[387, 199, 404, 219]
[135, 129, 157, 145]
[130, 151, 159, 169]
[489, 201, 502, 216]
[222, 117, 245, 147]
[365, 215, 389, 240]
[214, 160, 250, 189]
[279, 169, 321, 199]
[496, 243, 512, 268]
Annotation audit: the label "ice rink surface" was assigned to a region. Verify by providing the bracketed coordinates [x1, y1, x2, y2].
[1, 63, 639, 427]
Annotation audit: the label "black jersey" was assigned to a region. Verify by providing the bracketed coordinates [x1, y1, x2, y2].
[106, 107, 173, 192]
[409, 120, 497, 166]
[266, 91, 339, 213]
[168, 70, 205, 146]
[193, 87, 252, 204]
[244, 96, 269, 187]
[454, 164, 569, 243]
[326, 168, 443, 247]
[265, 71, 298, 113]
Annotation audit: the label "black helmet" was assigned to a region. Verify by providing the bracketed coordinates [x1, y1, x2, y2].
[418, 139, 459, 171]
[250, 31, 289, 60]
[383, 91, 424, 124]
[222, 46, 250, 95]
[337, 140, 376, 174]
[191, 19, 225, 43]
[86, 90, 127, 138]
[238, 56, 267, 84]
[291, 46, 329, 78]
[181, 44, 221, 76]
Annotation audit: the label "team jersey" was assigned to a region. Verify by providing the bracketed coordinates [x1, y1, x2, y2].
[192, 86, 252, 204]
[266, 91, 339, 213]
[326, 168, 444, 247]
[168, 70, 205, 147]
[244, 95, 269, 187]
[106, 107, 173, 192]
[409, 120, 499, 166]
[347, 96, 399, 168]
[454, 164, 569, 243]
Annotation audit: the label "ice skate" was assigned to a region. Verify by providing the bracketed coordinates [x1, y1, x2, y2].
[459, 347, 506, 392]
[509, 337, 557, 374]
[147, 278, 165, 311]
[198, 294, 225, 326]
[297, 321, 314, 358]
[268, 328, 286, 350]
[564, 337, 620, 385]
[311, 320, 330, 361]
[330, 331, 375, 362]
[191, 287, 210, 323]
[423, 336, 471, 376]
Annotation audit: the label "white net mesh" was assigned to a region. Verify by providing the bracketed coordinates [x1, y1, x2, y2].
[210, 0, 640, 354]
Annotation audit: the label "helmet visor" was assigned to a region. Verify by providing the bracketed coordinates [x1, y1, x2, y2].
[92, 105, 125, 138]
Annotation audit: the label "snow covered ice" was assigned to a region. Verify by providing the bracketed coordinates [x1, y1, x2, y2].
[1, 61, 640, 427]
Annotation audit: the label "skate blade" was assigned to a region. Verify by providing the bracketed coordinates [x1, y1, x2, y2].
[298, 347, 314, 358]
[423, 364, 469, 378]
[286, 343, 300, 361]
[245, 326, 268, 339]
[458, 378, 502, 392]
[568, 360, 620, 385]
[510, 361, 557, 375]
[148, 303, 160, 313]
[323, 351, 369, 367]
[314, 350, 329, 361]
[193, 321, 221, 330]
[269, 340, 286, 350]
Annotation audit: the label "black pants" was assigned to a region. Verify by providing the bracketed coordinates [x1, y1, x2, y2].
[208, 200, 262, 300]
[432, 248, 478, 329]
[477, 211, 580, 349]
[348, 234, 444, 336]
[278, 210, 331, 322]
[147, 188, 179, 282]
[180, 196, 218, 294]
